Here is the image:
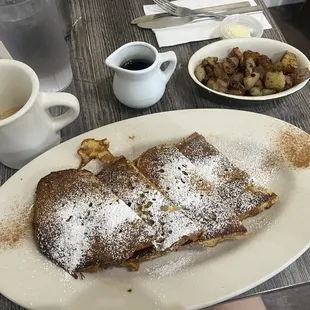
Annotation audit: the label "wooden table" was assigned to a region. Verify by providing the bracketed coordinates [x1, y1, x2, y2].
[1, 0, 310, 309]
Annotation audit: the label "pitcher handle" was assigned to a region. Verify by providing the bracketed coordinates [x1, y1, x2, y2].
[157, 51, 177, 83]
[40, 92, 80, 133]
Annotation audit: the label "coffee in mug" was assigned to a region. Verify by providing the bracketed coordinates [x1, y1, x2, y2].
[0, 105, 24, 120]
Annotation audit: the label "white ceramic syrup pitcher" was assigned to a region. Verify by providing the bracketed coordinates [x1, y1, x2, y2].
[105, 42, 177, 109]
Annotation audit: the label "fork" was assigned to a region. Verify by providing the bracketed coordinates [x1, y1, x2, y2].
[153, 0, 226, 19]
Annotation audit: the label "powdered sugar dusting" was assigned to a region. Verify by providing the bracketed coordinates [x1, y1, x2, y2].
[137, 146, 246, 240]
[34, 170, 155, 276]
[212, 136, 282, 188]
[194, 155, 228, 183]
[97, 157, 202, 254]
[51, 200, 89, 274]
[177, 134, 278, 218]
[144, 251, 196, 279]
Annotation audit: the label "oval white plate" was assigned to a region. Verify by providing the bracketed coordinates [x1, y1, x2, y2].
[1, 109, 310, 310]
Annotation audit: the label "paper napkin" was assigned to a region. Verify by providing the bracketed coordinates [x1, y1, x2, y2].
[143, 0, 272, 47]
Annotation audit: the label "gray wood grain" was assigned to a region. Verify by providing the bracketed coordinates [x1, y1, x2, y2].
[1, 0, 310, 309]
[262, 282, 310, 310]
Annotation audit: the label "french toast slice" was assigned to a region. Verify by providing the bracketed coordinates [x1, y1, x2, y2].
[97, 156, 203, 260]
[177, 133, 279, 220]
[135, 145, 247, 246]
[33, 169, 155, 278]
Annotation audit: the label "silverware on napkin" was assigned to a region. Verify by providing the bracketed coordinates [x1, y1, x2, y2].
[131, 1, 251, 24]
[154, 0, 225, 18]
[137, 5, 263, 29]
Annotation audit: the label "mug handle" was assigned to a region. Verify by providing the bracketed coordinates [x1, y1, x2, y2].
[157, 51, 177, 83]
[40, 92, 80, 132]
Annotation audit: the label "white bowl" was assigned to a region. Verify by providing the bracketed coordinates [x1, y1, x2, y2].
[188, 38, 310, 102]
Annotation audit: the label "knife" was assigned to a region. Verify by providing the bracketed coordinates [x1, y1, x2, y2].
[131, 1, 251, 25]
[137, 5, 263, 29]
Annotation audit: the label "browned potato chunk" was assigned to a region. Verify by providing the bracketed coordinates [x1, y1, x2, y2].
[254, 79, 264, 89]
[271, 62, 284, 72]
[229, 80, 245, 92]
[227, 89, 245, 96]
[265, 71, 285, 90]
[214, 63, 229, 81]
[244, 72, 260, 90]
[202, 57, 218, 68]
[229, 57, 239, 67]
[289, 68, 310, 85]
[217, 78, 229, 88]
[194, 64, 206, 82]
[213, 64, 223, 78]
[206, 78, 227, 93]
[281, 51, 298, 74]
[243, 50, 260, 62]
[284, 75, 293, 89]
[194, 47, 307, 97]
[262, 88, 276, 95]
[229, 47, 243, 60]
[254, 64, 266, 80]
[249, 87, 263, 96]
[204, 64, 214, 78]
[223, 58, 237, 74]
[257, 55, 272, 69]
[231, 72, 244, 83]
[245, 57, 256, 75]
[238, 58, 246, 72]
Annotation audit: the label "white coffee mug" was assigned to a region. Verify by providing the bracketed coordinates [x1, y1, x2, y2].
[0, 59, 80, 169]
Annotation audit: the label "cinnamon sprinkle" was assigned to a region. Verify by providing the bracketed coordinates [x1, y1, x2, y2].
[0, 206, 33, 250]
[277, 128, 310, 169]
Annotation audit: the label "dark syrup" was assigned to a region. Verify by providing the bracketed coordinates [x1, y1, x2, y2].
[121, 59, 153, 71]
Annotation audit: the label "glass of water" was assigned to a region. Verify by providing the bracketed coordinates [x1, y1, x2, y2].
[0, 0, 73, 92]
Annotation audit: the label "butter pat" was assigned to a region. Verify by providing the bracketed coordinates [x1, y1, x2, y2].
[225, 23, 251, 38]
[220, 15, 264, 39]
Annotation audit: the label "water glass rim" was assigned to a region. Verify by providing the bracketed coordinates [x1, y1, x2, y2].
[0, 0, 47, 22]
[0, 0, 47, 8]
[0, 0, 30, 7]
